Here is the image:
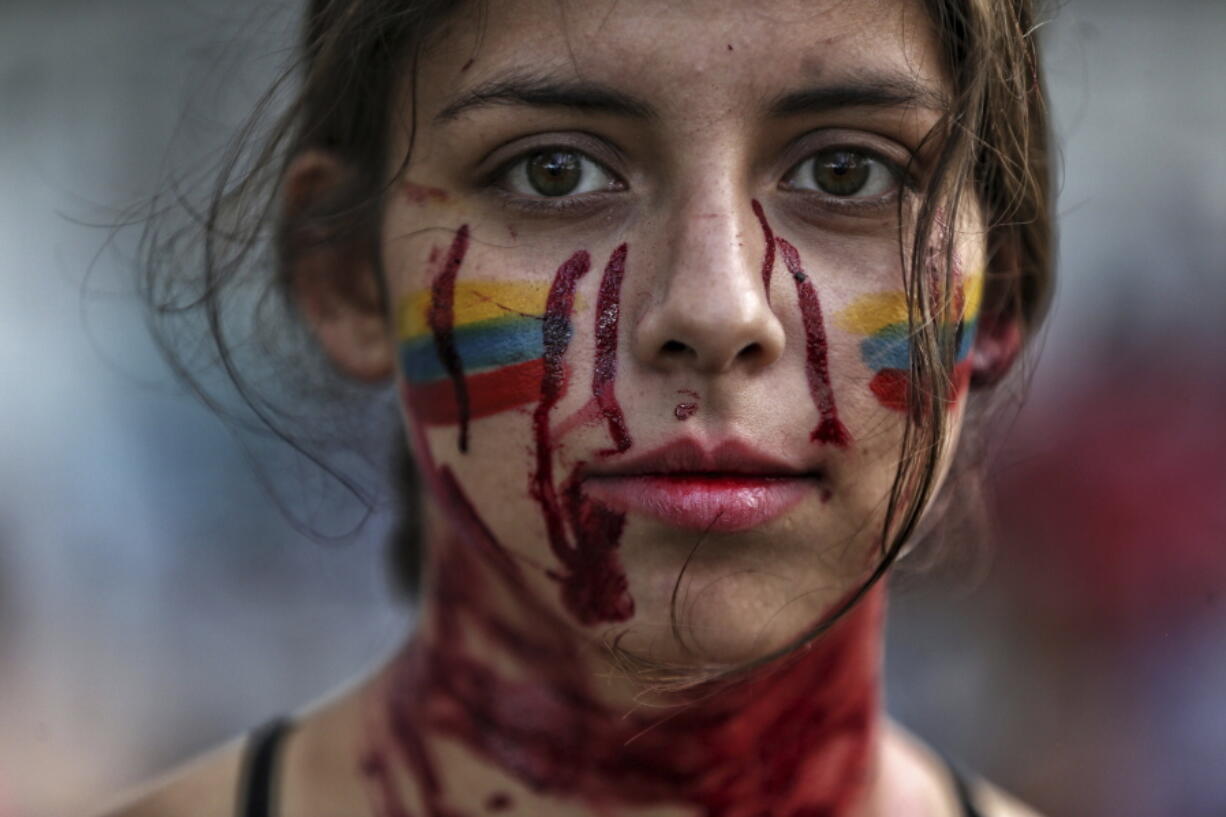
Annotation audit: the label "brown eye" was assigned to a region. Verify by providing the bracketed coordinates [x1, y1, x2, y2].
[814, 150, 870, 195]
[500, 149, 621, 199]
[527, 151, 582, 196]
[784, 148, 898, 199]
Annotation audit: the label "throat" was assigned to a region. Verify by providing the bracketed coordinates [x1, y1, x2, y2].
[361, 540, 886, 817]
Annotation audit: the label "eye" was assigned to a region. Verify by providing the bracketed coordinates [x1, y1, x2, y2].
[498, 149, 622, 198]
[783, 148, 899, 199]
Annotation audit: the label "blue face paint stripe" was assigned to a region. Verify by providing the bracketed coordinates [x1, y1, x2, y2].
[400, 314, 544, 383]
[858, 319, 979, 374]
[956, 318, 977, 363]
[860, 324, 910, 371]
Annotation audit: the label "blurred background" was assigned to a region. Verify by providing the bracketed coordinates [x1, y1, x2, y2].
[1, 1, 1223, 815]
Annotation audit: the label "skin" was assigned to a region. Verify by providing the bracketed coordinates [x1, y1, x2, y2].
[100, 1, 1041, 816]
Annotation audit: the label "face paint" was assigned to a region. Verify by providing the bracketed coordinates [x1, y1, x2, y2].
[834, 271, 983, 413]
[776, 238, 852, 449]
[592, 244, 632, 455]
[750, 199, 775, 300]
[361, 518, 883, 817]
[674, 402, 698, 421]
[529, 248, 636, 625]
[398, 229, 588, 440]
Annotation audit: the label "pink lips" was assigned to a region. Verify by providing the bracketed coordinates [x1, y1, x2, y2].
[581, 438, 822, 533]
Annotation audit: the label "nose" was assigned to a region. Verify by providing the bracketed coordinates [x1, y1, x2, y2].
[632, 199, 785, 376]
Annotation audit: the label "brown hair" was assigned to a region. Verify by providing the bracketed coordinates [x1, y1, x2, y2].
[141, 0, 1054, 682]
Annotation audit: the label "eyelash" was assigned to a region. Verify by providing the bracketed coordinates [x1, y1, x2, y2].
[486, 142, 912, 215]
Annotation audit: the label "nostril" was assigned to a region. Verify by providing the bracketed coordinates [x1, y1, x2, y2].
[661, 339, 690, 356]
[737, 342, 763, 362]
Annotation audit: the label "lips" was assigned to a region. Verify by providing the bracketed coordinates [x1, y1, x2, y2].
[580, 438, 823, 533]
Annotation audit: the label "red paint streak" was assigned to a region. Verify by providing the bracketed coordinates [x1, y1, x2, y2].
[405, 359, 545, 425]
[674, 402, 698, 421]
[428, 226, 472, 453]
[557, 469, 633, 623]
[869, 370, 909, 413]
[868, 362, 972, 416]
[377, 337, 882, 817]
[550, 396, 603, 440]
[592, 244, 632, 456]
[776, 238, 851, 448]
[677, 389, 700, 400]
[403, 180, 450, 205]
[365, 526, 883, 816]
[531, 250, 591, 555]
[530, 251, 636, 625]
[750, 199, 775, 301]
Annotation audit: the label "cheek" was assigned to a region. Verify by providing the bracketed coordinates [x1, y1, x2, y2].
[392, 229, 638, 627]
[829, 258, 985, 416]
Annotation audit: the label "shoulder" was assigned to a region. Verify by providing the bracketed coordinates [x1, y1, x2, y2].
[880, 720, 1047, 817]
[972, 780, 1046, 817]
[92, 734, 248, 817]
[92, 676, 374, 817]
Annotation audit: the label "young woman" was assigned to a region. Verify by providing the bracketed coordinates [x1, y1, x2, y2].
[104, 0, 1052, 814]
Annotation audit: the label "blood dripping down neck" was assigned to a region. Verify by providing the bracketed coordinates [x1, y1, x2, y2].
[363, 525, 885, 817]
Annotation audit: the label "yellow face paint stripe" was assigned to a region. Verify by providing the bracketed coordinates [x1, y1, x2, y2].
[835, 273, 985, 336]
[397, 280, 560, 339]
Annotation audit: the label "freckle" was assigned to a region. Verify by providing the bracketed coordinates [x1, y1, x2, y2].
[727, 43, 734, 51]
[461, 58, 475, 72]
[821, 489, 833, 503]
[674, 403, 698, 421]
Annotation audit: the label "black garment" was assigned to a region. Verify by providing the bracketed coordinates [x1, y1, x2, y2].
[237, 717, 985, 817]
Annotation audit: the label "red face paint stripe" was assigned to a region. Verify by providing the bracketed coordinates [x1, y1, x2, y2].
[776, 238, 851, 448]
[427, 225, 472, 453]
[592, 244, 632, 456]
[404, 358, 546, 426]
[750, 199, 775, 300]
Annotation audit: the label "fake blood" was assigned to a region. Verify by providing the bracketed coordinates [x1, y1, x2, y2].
[364, 527, 882, 817]
[592, 244, 632, 455]
[750, 198, 776, 299]
[531, 249, 635, 626]
[776, 237, 851, 448]
[427, 225, 472, 453]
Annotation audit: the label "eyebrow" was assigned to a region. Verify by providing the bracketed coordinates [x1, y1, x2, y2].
[766, 75, 948, 117]
[434, 70, 658, 122]
[433, 69, 946, 124]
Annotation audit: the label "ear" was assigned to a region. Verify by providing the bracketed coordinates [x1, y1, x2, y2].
[969, 237, 1025, 388]
[283, 150, 394, 382]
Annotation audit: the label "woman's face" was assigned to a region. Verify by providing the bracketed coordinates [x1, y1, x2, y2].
[378, 0, 983, 664]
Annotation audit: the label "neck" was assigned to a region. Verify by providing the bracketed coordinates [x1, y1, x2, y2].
[360, 517, 887, 817]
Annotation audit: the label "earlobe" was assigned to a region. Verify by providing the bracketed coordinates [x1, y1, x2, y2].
[969, 236, 1025, 388]
[969, 309, 1023, 387]
[282, 150, 394, 383]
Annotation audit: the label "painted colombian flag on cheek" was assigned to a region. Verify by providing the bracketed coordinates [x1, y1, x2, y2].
[398, 281, 565, 425]
[834, 274, 983, 412]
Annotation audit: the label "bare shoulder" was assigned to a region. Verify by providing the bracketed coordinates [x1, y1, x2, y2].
[881, 720, 1046, 817]
[92, 734, 247, 817]
[973, 780, 1047, 817]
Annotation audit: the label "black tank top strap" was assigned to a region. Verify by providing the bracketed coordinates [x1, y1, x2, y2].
[946, 757, 987, 817]
[236, 716, 294, 817]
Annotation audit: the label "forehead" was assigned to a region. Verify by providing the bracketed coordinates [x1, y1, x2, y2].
[417, 0, 948, 121]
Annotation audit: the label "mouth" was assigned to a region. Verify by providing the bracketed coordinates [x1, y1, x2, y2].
[580, 438, 824, 533]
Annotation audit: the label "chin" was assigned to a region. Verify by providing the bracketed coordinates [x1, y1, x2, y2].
[606, 520, 863, 668]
